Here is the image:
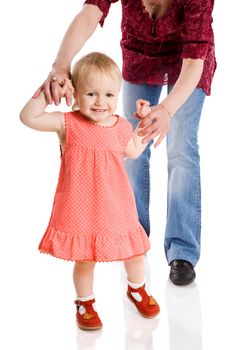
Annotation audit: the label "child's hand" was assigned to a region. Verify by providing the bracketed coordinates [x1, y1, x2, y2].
[135, 99, 152, 119]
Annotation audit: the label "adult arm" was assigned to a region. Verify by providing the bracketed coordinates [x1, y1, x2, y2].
[137, 58, 204, 147]
[33, 4, 103, 106]
[138, 0, 214, 147]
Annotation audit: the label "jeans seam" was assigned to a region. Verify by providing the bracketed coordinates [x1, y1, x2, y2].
[143, 155, 150, 235]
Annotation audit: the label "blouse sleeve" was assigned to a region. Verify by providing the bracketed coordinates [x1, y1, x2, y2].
[181, 0, 215, 60]
[83, 0, 119, 27]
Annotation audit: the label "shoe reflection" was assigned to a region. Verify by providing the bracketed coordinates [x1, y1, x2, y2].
[124, 307, 159, 350]
[165, 280, 202, 350]
[76, 327, 102, 350]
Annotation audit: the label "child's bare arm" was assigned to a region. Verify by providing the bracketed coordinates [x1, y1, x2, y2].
[124, 100, 152, 159]
[20, 91, 64, 133]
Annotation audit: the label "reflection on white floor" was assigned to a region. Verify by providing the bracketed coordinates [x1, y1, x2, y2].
[123, 302, 159, 350]
[165, 281, 202, 350]
[76, 328, 103, 350]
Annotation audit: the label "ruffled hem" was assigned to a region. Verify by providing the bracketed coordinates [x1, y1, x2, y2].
[39, 249, 150, 263]
[38, 226, 150, 262]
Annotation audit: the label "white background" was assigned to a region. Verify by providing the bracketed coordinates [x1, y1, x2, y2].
[0, 1, 232, 349]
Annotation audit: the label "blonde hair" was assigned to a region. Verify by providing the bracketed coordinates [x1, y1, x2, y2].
[72, 52, 122, 93]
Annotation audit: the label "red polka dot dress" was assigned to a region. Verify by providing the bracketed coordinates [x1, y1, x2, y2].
[39, 111, 150, 262]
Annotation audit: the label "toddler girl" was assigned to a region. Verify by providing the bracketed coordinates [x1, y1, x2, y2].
[20, 52, 159, 330]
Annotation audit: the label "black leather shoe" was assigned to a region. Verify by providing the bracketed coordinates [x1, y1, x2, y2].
[169, 260, 196, 286]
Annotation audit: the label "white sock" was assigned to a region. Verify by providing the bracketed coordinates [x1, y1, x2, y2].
[128, 280, 145, 289]
[76, 294, 95, 302]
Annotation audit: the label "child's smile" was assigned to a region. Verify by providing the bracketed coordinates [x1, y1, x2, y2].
[74, 71, 121, 126]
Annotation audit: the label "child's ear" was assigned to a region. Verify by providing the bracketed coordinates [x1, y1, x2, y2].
[72, 102, 79, 111]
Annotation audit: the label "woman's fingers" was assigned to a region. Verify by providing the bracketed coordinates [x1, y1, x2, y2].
[33, 70, 72, 105]
[138, 108, 157, 127]
[138, 119, 159, 136]
[50, 74, 72, 105]
[136, 104, 172, 146]
[138, 113, 154, 128]
[51, 80, 62, 105]
[33, 76, 74, 106]
[52, 79, 74, 106]
[141, 128, 160, 144]
[43, 79, 53, 104]
[64, 92, 72, 106]
[138, 118, 169, 145]
[62, 78, 74, 106]
[154, 132, 166, 148]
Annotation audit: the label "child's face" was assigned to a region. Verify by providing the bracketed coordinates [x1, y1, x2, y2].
[74, 71, 121, 124]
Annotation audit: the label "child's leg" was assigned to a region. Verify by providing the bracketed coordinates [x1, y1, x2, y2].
[73, 261, 96, 297]
[73, 261, 102, 330]
[124, 255, 145, 284]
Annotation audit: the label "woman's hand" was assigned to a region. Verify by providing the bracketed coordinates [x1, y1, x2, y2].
[136, 101, 172, 147]
[33, 69, 74, 106]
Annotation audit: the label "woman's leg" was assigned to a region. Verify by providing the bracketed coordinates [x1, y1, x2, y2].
[73, 261, 96, 297]
[122, 80, 162, 236]
[165, 87, 206, 268]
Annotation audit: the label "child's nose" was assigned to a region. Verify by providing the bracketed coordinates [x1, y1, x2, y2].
[95, 96, 105, 105]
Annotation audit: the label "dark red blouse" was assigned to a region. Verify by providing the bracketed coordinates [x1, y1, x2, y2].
[84, 0, 216, 95]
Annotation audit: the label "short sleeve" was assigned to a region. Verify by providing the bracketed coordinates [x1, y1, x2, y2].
[83, 0, 119, 27]
[181, 0, 215, 60]
[117, 117, 133, 152]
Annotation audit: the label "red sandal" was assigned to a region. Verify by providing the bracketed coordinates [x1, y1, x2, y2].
[127, 284, 160, 318]
[75, 298, 103, 330]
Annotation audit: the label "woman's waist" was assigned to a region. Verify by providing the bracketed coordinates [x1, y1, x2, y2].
[121, 36, 183, 58]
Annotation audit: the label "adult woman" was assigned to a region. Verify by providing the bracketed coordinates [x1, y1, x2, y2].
[35, 0, 216, 285]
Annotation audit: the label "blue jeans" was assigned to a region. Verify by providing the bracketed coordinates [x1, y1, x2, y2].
[122, 80, 206, 267]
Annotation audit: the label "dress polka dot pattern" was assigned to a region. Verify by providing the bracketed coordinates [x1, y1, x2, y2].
[39, 111, 150, 262]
